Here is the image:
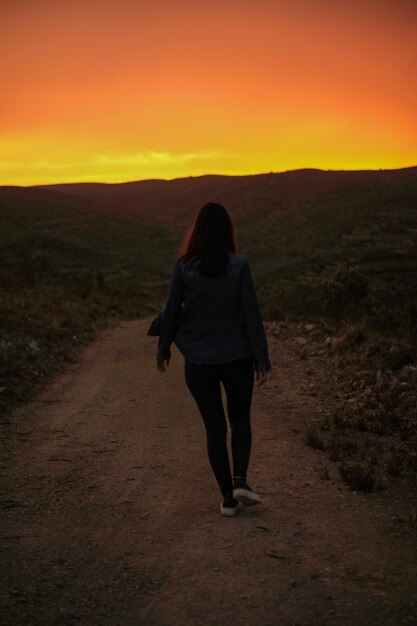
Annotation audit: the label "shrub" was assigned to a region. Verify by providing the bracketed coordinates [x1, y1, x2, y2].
[391, 296, 417, 341]
[338, 462, 376, 492]
[305, 425, 326, 450]
[321, 264, 369, 318]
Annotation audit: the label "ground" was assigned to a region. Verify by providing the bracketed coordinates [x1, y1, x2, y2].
[1, 318, 416, 626]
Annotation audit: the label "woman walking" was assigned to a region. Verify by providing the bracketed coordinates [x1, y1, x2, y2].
[156, 202, 271, 517]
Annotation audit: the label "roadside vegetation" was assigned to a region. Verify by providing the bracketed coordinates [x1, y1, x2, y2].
[235, 184, 417, 494]
[0, 193, 176, 416]
[271, 318, 417, 498]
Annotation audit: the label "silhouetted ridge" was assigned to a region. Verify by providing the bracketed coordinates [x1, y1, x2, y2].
[1, 167, 416, 225]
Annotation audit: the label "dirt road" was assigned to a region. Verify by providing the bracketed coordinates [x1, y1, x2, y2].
[1, 319, 416, 626]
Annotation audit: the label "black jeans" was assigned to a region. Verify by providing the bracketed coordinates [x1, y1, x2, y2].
[184, 357, 255, 496]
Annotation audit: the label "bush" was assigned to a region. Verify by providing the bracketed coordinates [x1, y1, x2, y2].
[305, 425, 326, 450]
[338, 462, 376, 492]
[321, 264, 369, 318]
[391, 296, 417, 340]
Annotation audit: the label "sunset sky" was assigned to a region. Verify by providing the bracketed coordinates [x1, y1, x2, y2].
[1, 0, 416, 185]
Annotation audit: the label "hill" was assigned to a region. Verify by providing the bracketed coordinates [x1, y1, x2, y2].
[2, 166, 417, 319]
[1, 166, 417, 414]
[29, 166, 417, 227]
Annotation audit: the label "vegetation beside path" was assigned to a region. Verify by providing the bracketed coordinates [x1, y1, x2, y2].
[0, 193, 176, 416]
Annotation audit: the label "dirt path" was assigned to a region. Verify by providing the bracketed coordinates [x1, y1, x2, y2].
[1, 319, 416, 626]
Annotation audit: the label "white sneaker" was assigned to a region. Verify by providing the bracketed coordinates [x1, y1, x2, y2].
[233, 478, 261, 506]
[220, 496, 242, 517]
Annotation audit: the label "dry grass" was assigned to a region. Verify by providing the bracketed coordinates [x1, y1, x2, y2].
[0, 198, 176, 417]
[299, 319, 417, 492]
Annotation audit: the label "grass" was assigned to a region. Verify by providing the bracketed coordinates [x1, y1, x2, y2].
[236, 193, 417, 331]
[0, 195, 178, 416]
[297, 319, 417, 492]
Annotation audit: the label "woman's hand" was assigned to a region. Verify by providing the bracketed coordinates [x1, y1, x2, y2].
[157, 356, 170, 373]
[255, 367, 269, 387]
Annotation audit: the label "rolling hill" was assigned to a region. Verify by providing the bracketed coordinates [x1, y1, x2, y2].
[26, 166, 417, 228]
[1, 166, 417, 417]
[1, 166, 417, 319]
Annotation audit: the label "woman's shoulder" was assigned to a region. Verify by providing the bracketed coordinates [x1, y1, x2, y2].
[175, 255, 200, 282]
[175, 253, 248, 279]
[228, 252, 248, 267]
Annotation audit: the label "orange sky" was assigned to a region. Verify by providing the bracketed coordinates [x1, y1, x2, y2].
[1, 0, 416, 185]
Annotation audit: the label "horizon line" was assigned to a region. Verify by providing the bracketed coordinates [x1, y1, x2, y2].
[2, 164, 417, 189]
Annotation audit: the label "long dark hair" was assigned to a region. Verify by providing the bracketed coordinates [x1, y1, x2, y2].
[178, 202, 237, 277]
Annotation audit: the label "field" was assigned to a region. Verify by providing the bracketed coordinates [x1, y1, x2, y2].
[0, 186, 176, 415]
[1, 167, 417, 489]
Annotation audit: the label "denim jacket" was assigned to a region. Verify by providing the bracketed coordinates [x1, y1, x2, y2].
[157, 252, 271, 372]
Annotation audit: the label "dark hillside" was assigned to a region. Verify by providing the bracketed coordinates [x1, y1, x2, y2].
[0, 187, 175, 417]
[4, 166, 417, 320]
[33, 167, 417, 227]
[1, 166, 417, 417]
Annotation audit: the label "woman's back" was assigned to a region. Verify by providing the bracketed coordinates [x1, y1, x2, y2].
[174, 252, 250, 363]
[158, 251, 271, 371]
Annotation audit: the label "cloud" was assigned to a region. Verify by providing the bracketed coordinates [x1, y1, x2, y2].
[94, 150, 224, 166]
[0, 148, 234, 184]
[0, 150, 224, 171]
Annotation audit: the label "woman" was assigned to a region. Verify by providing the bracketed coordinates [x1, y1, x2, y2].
[156, 202, 271, 517]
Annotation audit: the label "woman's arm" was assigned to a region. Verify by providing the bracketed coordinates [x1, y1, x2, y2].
[239, 259, 272, 372]
[157, 261, 184, 363]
